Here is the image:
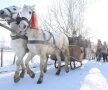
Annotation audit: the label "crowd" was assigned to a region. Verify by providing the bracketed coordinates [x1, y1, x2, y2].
[96, 39, 108, 62]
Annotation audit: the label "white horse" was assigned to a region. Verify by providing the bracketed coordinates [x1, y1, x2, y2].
[18, 5, 70, 84]
[0, 6, 28, 82]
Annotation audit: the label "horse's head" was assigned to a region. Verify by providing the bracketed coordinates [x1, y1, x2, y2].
[0, 6, 20, 23]
[18, 5, 36, 31]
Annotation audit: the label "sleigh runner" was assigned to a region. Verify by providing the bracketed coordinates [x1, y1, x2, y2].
[51, 41, 84, 69]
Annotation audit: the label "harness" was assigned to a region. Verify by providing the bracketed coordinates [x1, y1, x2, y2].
[18, 10, 58, 49]
[27, 30, 57, 48]
[43, 30, 55, 44]
[10, 35, 28, 40]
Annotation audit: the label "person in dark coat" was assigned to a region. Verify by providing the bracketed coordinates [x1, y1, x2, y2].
[96, 39, 102, 61]
[102, 41, 108, 62]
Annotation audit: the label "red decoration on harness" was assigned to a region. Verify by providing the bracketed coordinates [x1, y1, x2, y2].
[31, 11, 37, 29]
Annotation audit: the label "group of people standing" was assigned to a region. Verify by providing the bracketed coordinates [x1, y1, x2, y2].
[96, 39, 108, 62]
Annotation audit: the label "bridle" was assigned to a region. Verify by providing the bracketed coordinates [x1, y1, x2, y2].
[4, 7, 20, 25]
[17, 17, 30, 25]
[18, 10, 34, 29]
[5, 8, 13, 19]
[3, 7, 28, 40]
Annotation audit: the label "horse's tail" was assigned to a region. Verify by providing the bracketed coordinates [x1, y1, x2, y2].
[62, 34, 70, 64]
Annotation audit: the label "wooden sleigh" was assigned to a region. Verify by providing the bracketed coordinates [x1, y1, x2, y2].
[50, 44, 84, 69]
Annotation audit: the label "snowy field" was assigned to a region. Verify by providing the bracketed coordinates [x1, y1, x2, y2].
[0, 52, 108, 90]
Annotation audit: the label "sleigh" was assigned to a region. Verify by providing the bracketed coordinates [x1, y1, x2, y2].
[50, 44, 84, 69]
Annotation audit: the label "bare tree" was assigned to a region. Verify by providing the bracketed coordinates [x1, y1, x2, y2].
[41, 0, 89, 37]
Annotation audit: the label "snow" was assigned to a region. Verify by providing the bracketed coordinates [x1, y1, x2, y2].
[0, 53, 108, 90]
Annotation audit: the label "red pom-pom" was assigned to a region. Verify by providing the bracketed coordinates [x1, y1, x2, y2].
[31, 12, 37, 29]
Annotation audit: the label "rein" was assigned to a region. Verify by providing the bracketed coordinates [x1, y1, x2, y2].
[27, 40, 58, 49]
[0, 22, 27, 40]
[11, 35, 28, 40]
[27, 30, 57, 49]
[7, 18, 17, 25]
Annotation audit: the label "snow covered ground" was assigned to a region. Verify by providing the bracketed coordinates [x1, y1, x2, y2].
[0, 52, 108, 90]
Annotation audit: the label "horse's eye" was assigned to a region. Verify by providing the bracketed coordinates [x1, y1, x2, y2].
[13, 8, 16, 10]
[29, 11, 31, 14]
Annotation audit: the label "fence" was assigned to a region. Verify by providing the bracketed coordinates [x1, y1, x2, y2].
[0, 48, 16, 67]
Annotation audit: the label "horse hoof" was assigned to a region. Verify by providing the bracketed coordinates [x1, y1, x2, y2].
[65, 68, 69, 73]
[37, 80, 42, 84]
[20, 73, 24, 78]
[56, 70, 61, 75]
[31, 73, 35, 78]
[14, 78, 20, 83]
[27, 70, 35, 78]
[44, 69, 47, 73]
[20, 70, 25, 78]
[66, 70, 69, 73]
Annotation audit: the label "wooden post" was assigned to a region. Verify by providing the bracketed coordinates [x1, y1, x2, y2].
[1, 48, 3, 67]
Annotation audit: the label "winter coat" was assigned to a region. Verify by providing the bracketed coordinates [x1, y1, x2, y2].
[101, 44, 108, 54]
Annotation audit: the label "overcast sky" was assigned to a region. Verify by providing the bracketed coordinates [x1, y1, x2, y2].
[84, 0, 108, 43]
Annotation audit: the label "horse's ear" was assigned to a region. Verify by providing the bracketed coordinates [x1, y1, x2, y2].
[31, 5, 36, 11]
[32, 5, 36, 8]
[24, 4, 27, 7]
[19, 7, 21, 10]
[23, 4, 25, 7]
[17, 7, 21, 13]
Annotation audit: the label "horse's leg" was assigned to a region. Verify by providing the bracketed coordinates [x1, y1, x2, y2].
[14, 47, 27, 82]
[19, 49, 27, 78]
[37, 54, 46, 84]
[14, 58, 22, 83]
[43, 55, 48, 73]
[20, 60, 25, 78]
[25, 52, 35, 78]
[14, 55, 25, 82]
[55, 50, 61, 75]
[54, 59, 57, 68]
[62, 47, 69, 73]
